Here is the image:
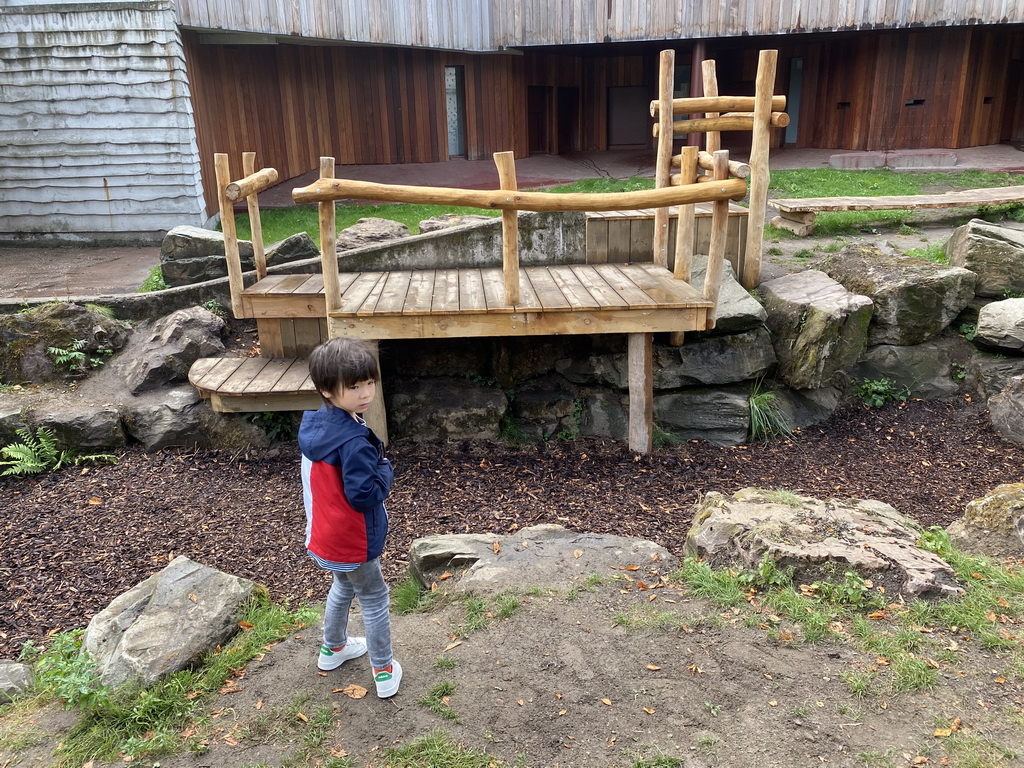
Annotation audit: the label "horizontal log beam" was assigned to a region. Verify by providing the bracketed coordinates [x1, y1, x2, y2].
[650, 94, 786, 117]
[657, 112, 789, 136]
[670, 152, 750, 178]
[226, 167, 280, 201]
[292, 177, 748, 210]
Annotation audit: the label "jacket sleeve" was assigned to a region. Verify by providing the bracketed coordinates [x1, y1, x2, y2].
[338, 436, 393, 512]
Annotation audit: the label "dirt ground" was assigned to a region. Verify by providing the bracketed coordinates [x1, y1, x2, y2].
[3, 397, 1024, 767]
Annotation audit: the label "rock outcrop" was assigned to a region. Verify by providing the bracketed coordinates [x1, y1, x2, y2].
[975, 298, 1024, 351]
[989, 375, 1024, 446]
[83, 556, 257, 688]
[946, 219, 1024, 298]
[685, 487, 963, 599]
[336, 218, 410, 252]
[947, 483, 1024, 558]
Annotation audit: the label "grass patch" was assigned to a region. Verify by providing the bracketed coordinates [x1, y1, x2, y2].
[612, 608, 685, 632]
[748, 379, 791, 444]
[419, 682, 460, 723]
[455, 591, 525, 636]
[137, 265, 167, 293]
[383, 729, 513, 767]
[904, 241, 948, 264]
[392, 573, 441, 614]
[23, 591, 318, 765]
[566, 573, 605, 602]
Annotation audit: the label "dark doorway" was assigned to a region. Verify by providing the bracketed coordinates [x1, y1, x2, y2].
[528, 86, 551, 153]
[556, 87, 580, 153]
[1006, 59, 1024, 146]
[608, 86, 650, 149]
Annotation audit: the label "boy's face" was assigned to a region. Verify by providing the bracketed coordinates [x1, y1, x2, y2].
[322, 379, 377, 416]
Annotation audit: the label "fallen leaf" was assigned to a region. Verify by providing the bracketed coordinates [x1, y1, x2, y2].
[624, 564, 640, 571]
[645, 664, 661, 671]
[934, 728, 952, 738]
[255, 699, 263, 710]
[493, 541, 501, 554]
[768, 700, 778, 707]
[443, 640, 463, 652]
[555, 692, 563, 699]
[87, 497, 102, 505]
[188, 593, 198, 603]
[558, 709, 567, 716]
[338, 684, 368, 699]
[330, 749, 349, 758]
[686, 664, 702, 676]
[296, 712, 308, 722]
[439, 572, 453, 581]
[237, 620, 254, 631]
[573, 549, 583, 559]
[643, 707, 656, 714]
[517, 699, 525, 706]
[995, 677, 1006, 684]
[601, 698, 613, 706]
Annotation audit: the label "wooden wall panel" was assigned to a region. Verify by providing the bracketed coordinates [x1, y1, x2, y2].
[185, 33, 525, 211]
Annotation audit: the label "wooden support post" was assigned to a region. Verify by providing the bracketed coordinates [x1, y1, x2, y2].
[627, 332, 653, 454]
[653, 49, 675, 268]
[215, 153, 245, 319]
[242, 152, 268, 281]
[686, 40, 706, 147]
[669, 145, 700, 346]
[318, 157, 341, 313]
[701, 60, 721, 155]
[364, 339, 389, 446]
[703, 150, 731, 330]
[743, 49, 778, 289]
[494, 151, 520, 306]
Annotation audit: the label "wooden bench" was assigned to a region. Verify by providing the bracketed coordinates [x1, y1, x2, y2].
[770, 185, 1024, 236]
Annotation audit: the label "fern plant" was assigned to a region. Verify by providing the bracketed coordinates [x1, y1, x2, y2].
[47, 339, 88, 371]
[0, 427, 116, 476]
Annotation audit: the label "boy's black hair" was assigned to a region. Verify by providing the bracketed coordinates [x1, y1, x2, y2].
[308, 338, 380, 403]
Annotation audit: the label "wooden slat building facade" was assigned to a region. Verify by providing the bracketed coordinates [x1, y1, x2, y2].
[3, 0, 1023, 237]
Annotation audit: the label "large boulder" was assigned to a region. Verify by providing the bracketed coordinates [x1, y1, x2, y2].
[685, 488, 963, 599]
[120, 307, 227, 394]
[0, 661, 34, 704]
[975, 298, 1024, 351]
[966, 352, 1024, 400]
[851, 337, 966, 400]
[83, 555, 257, 688]
[509, 375, 581, 440]
[693, 255, 768, 334]
[336, 217, 410, 252]
[654, 386, 750, 446]
[819, 243, 975, 345]
[265, 232, 319, 266]
[654, 327, 776, 388]
[947, 483, 1024, 558]
[946, 219, 1024, 298]
[0, 303, 131, 385]
[773, 386, 842, 430]
[989, 375, 1024, 446]
[579, 389, 628, 440]
[160, 225, 255, 287]
[760, 270, 873, 390]
[33, 405, 126, 452]
[408, 524, 675, 593]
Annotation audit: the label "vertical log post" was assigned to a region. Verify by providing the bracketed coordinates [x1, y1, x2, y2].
[364, 340, 389, 446]
[214, 153, 245, 319]
[743, 49, 778, 289]
[242, 152, 268, 281]
[652, 49, 675, 268]
[701, 60, 721, 155]
[669, 144, 700, 346]
[494, 151, 520, 305]
[627, 332, 653, 454]
[318, 157, 341, 313]
[703, 150, 731, 330]
[687, 41, 706, 147]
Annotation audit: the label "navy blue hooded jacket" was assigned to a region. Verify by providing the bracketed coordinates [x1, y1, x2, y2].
[299, 404, 393, 566]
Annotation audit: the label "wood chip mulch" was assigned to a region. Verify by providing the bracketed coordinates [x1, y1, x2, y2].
[2, 396, 1021, 658]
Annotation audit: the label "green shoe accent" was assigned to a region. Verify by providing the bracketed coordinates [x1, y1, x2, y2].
[374, 668, 393, 681]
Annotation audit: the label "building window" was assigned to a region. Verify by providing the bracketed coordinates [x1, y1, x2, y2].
[445, 66, 466, 158]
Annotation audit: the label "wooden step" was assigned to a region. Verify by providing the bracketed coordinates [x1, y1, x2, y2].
[189, 356, 319, 413]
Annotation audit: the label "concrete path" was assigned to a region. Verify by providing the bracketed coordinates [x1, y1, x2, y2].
[2, 145, 1022, 300]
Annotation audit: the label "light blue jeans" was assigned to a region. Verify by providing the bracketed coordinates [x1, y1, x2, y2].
[323, 558, 393, 670]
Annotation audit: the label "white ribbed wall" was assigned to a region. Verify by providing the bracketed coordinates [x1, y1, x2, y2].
[0, 1, 206, 243]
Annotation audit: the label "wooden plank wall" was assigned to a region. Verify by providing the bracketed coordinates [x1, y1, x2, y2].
[0, 3, 206, 240]
[183, 33, 527, 213]
[177, 0, 1024, 51]
[791, 25, 1021, 150]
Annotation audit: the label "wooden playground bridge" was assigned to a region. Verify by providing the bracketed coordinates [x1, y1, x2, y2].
[189, 49, 786, 452]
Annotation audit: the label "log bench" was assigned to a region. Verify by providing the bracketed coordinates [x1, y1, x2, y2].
[769, 185, 1024, 236]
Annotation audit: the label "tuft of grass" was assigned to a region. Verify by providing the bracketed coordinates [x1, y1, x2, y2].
[419, 682, 460, 723]
[748, 379, 792, 444]
[890, 654, 938, 693]
[137, 265, 168, 293]
[841, 669, 875, 698]
[903, 241, 948, 264]
[612, 608, 685, 632]
[392, 574, 441, 614]
[383, 729, 509, 767]
[673, 558, 746, 607]
[545, 176, 655, 194]
[435, 656, 457, 670]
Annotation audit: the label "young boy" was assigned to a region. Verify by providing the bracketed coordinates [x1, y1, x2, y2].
[299, 337, 402, 698]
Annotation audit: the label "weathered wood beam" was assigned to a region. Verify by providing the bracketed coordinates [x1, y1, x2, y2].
[214, 153, 245, 319]
[703, 150, 731, 329]
[242, 152, 268, 280]
[743, 49, 779, 289]
[318, 157, 341, 313]
[627, 332, 653, 454]
[650, 94, 787, 116]
[656, 111, 789, 136]
[225, 167, 279, 202]
[653, 49, 675, 268]
[494, 151, 520, 306]
[292, 178, 748, 209]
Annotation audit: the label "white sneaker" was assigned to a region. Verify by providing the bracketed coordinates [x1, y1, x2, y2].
[317, 637, 367, 670]
[373, 659, 403, 698]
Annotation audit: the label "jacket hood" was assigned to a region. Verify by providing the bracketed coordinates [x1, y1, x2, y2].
[298, 405, 365, 462]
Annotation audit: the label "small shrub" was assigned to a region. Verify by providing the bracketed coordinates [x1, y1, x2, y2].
[738, 553, 794, 591]
[852, 378, 909, 408]
[748, 380, 792, 443]
[138, 266, 168, 293]
[958, 323, 976, 341]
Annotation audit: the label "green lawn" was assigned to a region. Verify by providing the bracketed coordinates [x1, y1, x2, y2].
[233, 168, 1024, 246]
